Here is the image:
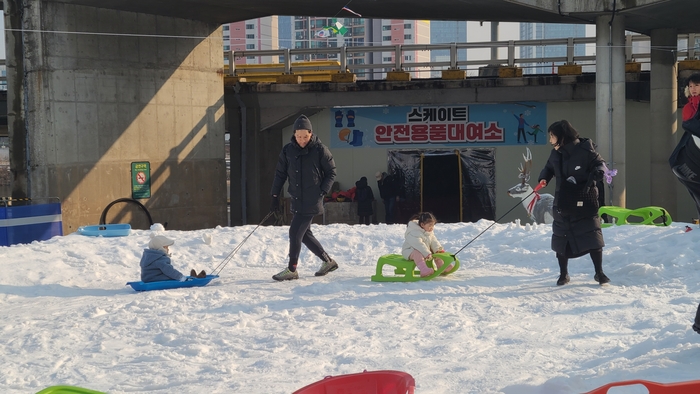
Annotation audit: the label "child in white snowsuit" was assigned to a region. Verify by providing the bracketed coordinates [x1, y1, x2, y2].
[139, 235, 205, 282]
[401, 212, 453, 277]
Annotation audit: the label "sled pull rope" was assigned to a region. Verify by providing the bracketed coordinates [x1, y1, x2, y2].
[453, 187, 541, 257]
[211, 211, 274, 276]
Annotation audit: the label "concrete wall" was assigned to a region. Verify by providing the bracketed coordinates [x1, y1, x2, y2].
[12, 2, 226, 232]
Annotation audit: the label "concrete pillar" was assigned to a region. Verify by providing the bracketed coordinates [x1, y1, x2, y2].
[595, 14, 626, 207]
[11, 1, 227, 232]
[649, 28, 678, 215]
[4, 0, 28, 200]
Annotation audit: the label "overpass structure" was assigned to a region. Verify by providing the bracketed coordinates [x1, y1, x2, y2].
[4, 0, 700, 232]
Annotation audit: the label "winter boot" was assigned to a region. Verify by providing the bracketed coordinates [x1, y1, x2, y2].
[273, 268, 299, 281]
[315, 253, 339, 276]
[415, 260, 435, 277]
[557, 274, 570, 286]
[434, 258, 454, 275]
[190, 269, 197, 277]
[197, 270, 207, 278]
[594, 272, 610, 285]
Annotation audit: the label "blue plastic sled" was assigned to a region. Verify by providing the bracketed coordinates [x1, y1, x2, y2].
[78, 224, 131, 237]
[126, 275, 219, 291]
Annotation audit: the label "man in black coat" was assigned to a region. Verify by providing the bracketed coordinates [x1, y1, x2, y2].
[270, 115, 338, 281]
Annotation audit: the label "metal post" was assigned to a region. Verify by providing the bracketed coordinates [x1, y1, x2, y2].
[508, 40, 515, 66]
[394, 44, 402, 71]
[340, 45, 347, 72]
[284, 48, 291, 74]
[567, 37, 574, 64]
[450, 43, 457, 69]
[625, 34, 633, 62]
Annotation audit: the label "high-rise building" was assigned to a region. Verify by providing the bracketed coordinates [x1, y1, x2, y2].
[430, 21, 468, 77]
[519, 23, 586, 74]
[224, 16, 279, 66]
[371, 19, 431, 79]
[278, 16, 292, 50]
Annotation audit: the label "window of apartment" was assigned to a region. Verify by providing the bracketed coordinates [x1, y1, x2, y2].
[223, 45, 230, 51]
[404, 55, 412, 61]
[246, 34, 255, 39]
[223, 35, 229, 40]
[245, 24, 254, 29]
[247, 56, 255, 60]
[295, 31, 306, 40]
[223, 25, 229, 31]
[294, 21, 307, 30]
[352, 27, 365, 35]
[404, 23, 412, 29]
[382, 36, 391, 41]
[383, 57, 392, 62]
[382, 25, 391, 31]
[353, 38, 364, 46]
[404, 34, 412, 40]
[246, 44, 255, 49]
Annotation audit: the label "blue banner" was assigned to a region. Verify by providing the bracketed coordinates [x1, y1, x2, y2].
[329, 103, 547, 149]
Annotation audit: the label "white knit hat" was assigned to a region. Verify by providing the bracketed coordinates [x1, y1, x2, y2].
[149, 235, 174, 251]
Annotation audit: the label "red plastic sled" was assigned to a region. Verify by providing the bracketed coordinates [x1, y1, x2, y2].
[584, 379, 700, 394]
[292, 370, 415, 394]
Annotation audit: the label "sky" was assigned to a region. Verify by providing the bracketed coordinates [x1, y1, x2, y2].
[1, 216, 700, 394]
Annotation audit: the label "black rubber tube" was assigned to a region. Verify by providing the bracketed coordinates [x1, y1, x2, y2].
[99, 198, 154, 226]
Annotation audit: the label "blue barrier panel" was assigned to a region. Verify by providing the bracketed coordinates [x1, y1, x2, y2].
[0, 203, 63, 246]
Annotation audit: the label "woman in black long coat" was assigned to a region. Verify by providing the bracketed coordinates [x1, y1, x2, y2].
[538, 120, 610, 286]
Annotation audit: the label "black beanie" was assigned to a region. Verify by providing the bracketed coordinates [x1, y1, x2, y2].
[294, 115, 313, 131]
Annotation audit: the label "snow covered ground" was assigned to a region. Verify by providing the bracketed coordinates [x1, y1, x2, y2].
[1, 219, 699, 393]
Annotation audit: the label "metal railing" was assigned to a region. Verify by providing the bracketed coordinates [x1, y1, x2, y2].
[226, 33, 698, 80]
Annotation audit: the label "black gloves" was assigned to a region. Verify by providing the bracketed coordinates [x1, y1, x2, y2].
[270, 195, 280, 213]
[593, 169, 605, 182]
[585, 169, 605, 189]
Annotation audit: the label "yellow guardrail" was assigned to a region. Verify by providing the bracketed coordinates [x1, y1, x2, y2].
[225, 61, 341, 83]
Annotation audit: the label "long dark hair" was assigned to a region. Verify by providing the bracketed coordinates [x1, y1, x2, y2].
[686, 73, 700, 87]
[547, 120, 580, 147]
[409, 212, 437, 226]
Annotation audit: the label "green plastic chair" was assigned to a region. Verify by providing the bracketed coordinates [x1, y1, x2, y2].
[36, 386, 105, 394]
[371, 252, 460, 282]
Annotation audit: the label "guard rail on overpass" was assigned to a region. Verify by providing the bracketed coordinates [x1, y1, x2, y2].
[226, 33, 699, 81]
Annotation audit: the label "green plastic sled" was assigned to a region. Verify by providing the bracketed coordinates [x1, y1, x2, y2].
[36, 386, 105, 394]
[599, 206, 672, 228]
[371, 252, 460, 282]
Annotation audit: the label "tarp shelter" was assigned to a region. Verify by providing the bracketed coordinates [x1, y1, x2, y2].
[388, 148, 495, 223]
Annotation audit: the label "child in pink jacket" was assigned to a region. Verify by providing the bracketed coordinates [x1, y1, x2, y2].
[401, 212, 454, 277]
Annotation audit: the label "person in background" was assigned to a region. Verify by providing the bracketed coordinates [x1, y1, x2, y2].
[354, 176, 374, 225]
[401, 212, 454, 277]
[376, 171, 399, 224]
[538, 120, 610, 286]
[670, 73, 700, 219]
[514, 113, 530, 143]
[270, 114, 339, 281]
[140, 235, 205, 283]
